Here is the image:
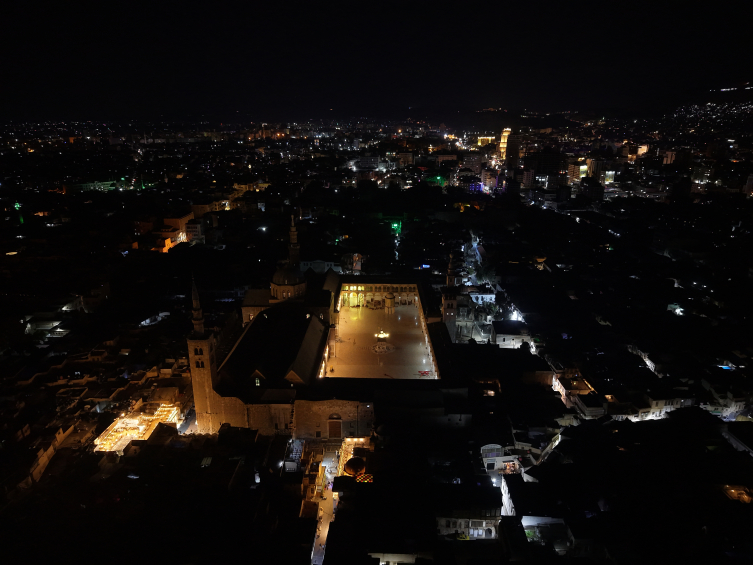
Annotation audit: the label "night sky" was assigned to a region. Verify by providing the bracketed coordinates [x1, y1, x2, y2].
[2, 0, 751, 121]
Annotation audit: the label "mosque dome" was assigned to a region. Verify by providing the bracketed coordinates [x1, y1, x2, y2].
[272, 264, 304, 286]
[343, 457, 366, 476]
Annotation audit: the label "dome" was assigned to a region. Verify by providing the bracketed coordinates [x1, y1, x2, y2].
[272, 264, 304, 286]
[343, 457, 366, 476]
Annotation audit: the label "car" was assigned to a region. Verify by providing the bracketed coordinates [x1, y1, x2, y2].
[455, 533, 470, 541]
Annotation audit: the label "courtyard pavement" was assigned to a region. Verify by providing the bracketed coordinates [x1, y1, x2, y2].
[328, 304, 433, 379]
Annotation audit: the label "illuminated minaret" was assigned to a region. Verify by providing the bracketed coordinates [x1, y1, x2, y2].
[288, 214, 300, 267]
[499, 128, 511, 160]
[187, 276, 220, 433]
[191, 276, 204, 336]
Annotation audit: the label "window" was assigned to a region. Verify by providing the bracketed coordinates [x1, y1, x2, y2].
[274, 423, 278, 430]
[255, 378, 260, 387]
[482, 446, 502, 457]
[316, 431, 321, 438]
[248, 314, 253, 321]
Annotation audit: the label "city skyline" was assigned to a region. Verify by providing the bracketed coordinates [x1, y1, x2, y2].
[2, 3, 753, 564]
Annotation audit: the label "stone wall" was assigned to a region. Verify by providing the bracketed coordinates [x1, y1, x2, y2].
[247, 404, 292, 435]
[189, 332, 376, 436]
[294, 399, 374, 440]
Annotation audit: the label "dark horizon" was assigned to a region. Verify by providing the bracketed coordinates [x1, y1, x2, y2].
[3, 1, 751, 123]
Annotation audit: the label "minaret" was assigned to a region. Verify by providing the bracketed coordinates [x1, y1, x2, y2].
[288, 214, 300, 267]
[442, 254, 458, 340]
[191, 276, 204, 335]
[187, 275, 219, 434]
[447, 253, 457, 287]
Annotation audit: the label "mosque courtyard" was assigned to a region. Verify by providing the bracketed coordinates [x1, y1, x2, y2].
[328, 304, 435, 379]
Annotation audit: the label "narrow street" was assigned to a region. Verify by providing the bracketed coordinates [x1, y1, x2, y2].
[311, 450, 338, 564]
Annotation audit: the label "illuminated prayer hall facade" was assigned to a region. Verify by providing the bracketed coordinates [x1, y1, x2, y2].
[187, 218, 440, 436]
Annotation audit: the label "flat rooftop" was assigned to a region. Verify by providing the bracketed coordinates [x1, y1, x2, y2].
[328, 304, 435, 379]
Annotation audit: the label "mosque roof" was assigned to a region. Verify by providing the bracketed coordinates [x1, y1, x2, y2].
[217, 302, 328, 402]
[272, 264, 305, 286]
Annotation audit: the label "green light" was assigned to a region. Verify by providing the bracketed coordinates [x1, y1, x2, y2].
[14, 202, 20, 210]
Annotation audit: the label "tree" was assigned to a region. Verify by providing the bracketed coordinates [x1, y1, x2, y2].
[477, 263, 496, 283]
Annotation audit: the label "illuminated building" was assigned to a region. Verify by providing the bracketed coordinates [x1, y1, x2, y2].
[480, 169, 498, 192]
[336, 437, 369, 477]
[498, 128, 511, 159]
[190, 275, 440, 434]
[567, 162, 587, 184]
[94, 403, 180, 453]
[188, 214, 439, 436]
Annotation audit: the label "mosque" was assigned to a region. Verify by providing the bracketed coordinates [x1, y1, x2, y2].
[187, 217, 441, 437]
